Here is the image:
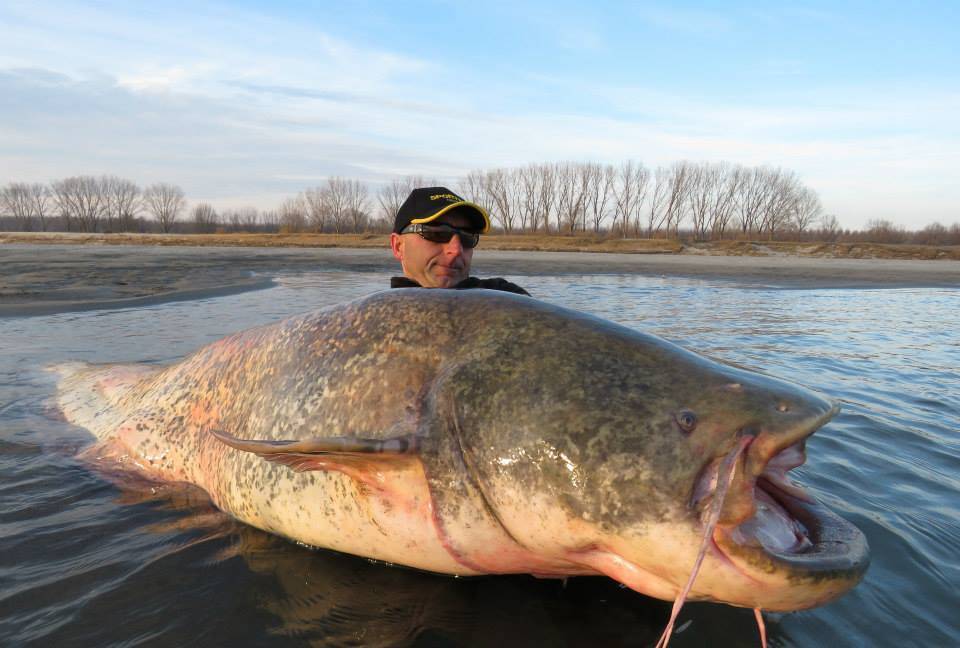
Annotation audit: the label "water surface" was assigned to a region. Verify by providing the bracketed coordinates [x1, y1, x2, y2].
[2, 270, 957, 646]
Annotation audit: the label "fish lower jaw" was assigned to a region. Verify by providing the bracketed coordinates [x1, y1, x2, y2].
[707, 530, 860, 611]
[710, 483, 870, 610]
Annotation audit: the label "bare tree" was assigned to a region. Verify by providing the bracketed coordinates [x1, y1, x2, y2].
[458, 170, 489, 215]
[192, 203, 218, 233]
[237, 207, 260, 231]
[486, 168, 520, 233]
[278, 196, 308, 233]
[510, 164, 556, 233]
[345, 179, 369, 231]
[260, 209, 280, 232]
[863, 218, 907, 244]
[377, 178, 413, 228]
[573, 163, 595, 233]
[661, 162, 692, 237]
[218, 206, 259, 231]
[758, 169, 799, 240]
[142, 183, 186, 233]
[537, 163, 557, 233]
[735, 166, 771, 237]
[29, 183, 53, 231]
[220, 209, 239, 231]
[686, 163, 711, 240]
[104, 177, 141, 232]
[950, 223, 960, 246]
[627, 164, 651, 236]
[0, 183, 34, 231]
[645, 167, 669, 237]
[326, 177, 350, 233]
[791, 186, 822, 238]
[51, 176, 110, 232]
[912, 222, 947, 245]
[612, 161, 637, 237]
[819, 213, 841, 241]
[101, 176, 118, 232]
[554, 162, 590, 234]
[303, 186, 329, 233]
[573, 163, 592, 233]
[683, 161, 740, 240]
[515, 165, 540, 232]
[554, 164, 571, 233]
[51, 183, 74, 232]
[708, 165, 742, 240]
[587, 163, 615, 233]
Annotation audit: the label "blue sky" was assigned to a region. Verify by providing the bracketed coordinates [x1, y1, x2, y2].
[1, 0, 957, 229]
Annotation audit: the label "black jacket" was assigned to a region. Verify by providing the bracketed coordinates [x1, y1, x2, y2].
[390, 276, 529, 296]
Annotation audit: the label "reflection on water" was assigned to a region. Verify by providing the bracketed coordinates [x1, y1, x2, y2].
[1, 270, 958, 646]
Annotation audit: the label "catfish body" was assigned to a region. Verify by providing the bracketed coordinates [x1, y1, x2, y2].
[55, 289, 868, 611]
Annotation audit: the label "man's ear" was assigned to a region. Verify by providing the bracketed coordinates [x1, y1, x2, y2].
[389, 233, 404, 261]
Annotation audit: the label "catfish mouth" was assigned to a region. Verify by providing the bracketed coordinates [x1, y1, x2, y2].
[731, 440, 818, 556]
[745, 471, 870, 575]
[696, 419, 870, 582]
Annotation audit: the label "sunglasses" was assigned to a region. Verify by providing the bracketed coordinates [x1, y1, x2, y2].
[401, 223, 480, 249]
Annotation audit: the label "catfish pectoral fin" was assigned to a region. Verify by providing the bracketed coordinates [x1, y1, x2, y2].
[209, 428, 420, 456]
[208, 429, 423, 487]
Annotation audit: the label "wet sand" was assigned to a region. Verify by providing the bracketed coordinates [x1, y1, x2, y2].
[1, 243, 958, 317]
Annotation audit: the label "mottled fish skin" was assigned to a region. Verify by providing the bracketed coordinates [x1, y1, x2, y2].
[54, 289, 868, 611]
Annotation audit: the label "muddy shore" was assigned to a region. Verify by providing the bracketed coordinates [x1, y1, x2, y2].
[2, 242, 958, 317]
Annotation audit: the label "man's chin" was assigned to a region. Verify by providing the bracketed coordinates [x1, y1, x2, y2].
[428, 272, 465, 288]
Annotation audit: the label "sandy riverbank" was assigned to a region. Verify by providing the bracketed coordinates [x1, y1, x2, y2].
[1, 242, 958, 317]
[2, 230, 959, 260]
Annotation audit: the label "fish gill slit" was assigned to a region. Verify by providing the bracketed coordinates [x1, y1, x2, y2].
[447, 397, 527, 553]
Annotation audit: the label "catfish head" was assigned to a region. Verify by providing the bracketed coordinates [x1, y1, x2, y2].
[431, 291, 869, 612]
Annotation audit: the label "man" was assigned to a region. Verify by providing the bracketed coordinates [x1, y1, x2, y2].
[389, 187, 529, 295]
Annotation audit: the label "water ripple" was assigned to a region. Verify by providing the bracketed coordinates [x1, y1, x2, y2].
[1, 272, 957, 646]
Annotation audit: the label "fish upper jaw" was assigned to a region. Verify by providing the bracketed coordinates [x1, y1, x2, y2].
[742, 401, 840, 483]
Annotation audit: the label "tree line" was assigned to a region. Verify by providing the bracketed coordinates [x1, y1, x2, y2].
[458, 161, 826, 240]
[2, 164, 958, 245]
[0, 177, 185, 234]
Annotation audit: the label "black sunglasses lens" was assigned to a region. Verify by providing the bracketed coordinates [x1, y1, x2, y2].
[419, 227, 479, 249]
[419, 229, 455, 244]
[458, 231, 479, 249]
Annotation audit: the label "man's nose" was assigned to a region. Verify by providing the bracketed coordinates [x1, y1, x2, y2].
[442, 234, 465, 254]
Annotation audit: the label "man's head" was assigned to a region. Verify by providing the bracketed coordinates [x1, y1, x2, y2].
[390, 187, 490, 288]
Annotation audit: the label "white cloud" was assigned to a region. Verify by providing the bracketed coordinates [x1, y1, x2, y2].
[1, 2, 957, 230]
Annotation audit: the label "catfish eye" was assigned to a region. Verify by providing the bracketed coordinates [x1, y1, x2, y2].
[675, 410, 698, 433]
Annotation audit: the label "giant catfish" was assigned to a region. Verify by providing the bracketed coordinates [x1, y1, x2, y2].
[54, 289, 868, 613]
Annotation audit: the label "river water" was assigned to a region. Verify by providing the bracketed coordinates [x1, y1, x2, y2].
[1, 269, 957, 647]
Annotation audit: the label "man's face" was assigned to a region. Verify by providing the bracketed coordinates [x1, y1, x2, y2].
[390, 211, 476, 288]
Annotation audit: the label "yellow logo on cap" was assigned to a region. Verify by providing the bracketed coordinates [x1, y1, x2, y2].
[430, 194, 460, 202]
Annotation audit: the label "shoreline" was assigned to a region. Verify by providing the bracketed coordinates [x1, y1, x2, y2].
[2, 230, 958, 260]
[2, 243, 959, 317]
[2, 275, 278, 317]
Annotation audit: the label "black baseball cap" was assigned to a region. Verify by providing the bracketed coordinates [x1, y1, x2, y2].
[393, 187, 490, 234]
